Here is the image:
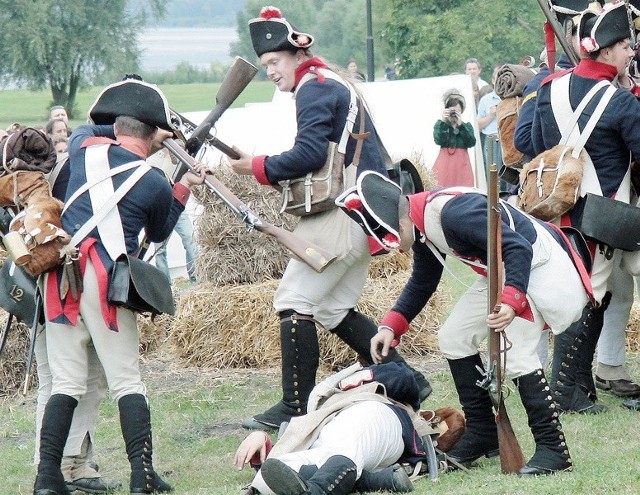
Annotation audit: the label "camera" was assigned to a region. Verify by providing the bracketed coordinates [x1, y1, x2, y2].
[448, 109, 456, 117]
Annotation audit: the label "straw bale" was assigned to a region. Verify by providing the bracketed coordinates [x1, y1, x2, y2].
[138, 313, 174, 354]
[168, 271, 447, 371]
[192, 166, 297, 286]
[369, 250, 412, 279]
[626, 302, 640, 352]
[0, 314, 32, 397]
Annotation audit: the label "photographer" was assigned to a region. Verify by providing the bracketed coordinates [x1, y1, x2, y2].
[431, 89, 476, 187]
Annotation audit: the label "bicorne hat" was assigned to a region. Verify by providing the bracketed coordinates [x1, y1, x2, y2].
[550, 1, 604, 28]
[578, 1, 632, 53]
[335, 171, 403, 250]
[88, 78, 173, 131]
[249, 6, 314, 58]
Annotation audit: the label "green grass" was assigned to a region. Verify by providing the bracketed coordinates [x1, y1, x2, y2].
[2, 360, 640, 494]
[0, 80, 275, 129]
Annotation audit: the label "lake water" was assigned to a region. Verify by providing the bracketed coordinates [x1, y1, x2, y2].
[139, 26, 239, 71]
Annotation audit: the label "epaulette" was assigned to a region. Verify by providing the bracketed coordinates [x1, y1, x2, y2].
[541, 67, 574, 87]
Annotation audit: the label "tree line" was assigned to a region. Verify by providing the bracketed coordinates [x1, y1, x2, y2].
[0, 0, 545, 118]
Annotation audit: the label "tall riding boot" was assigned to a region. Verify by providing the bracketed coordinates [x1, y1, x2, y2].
[243, 310, 320, 430]
[353, 464, 414, 493]
[261, 455, 357, 495]
[330, 308, 432, 402]
[118, 394, 173, 494]
[550, 296, 610, 414]
[445, 355, 499, 465]
[515, 369, 572, 476]
[34, 394, 78, 495]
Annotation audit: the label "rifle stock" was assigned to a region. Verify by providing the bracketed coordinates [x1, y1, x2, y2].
[487, 157, 526, 473]
[22, 292, 42, 396]
[185, 57, 258, 156]
[163, 138, 337, 273]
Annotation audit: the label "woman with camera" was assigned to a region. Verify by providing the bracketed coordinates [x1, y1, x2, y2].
[431, 89, 476, 187]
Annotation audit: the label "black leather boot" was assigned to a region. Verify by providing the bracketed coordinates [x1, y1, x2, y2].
[118, 394, 173, 494]
[353, 464, 414, 492]
[331, 308, 432, 402]
[34, 394, 78, 495]
[445, 355, 499, 466]
[243, 310, 320, 430]
[261, 455, 357, 495]
[550, 296, 610, 415]
[515, 369, 572, 476]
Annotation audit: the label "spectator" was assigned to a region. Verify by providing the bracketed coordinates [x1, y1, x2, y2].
[154, 212, 198, 284]
[53, 136, 68, 156]
[45, 118, 69, 141]
[465, 58, 489, 105]
[49, 105, 69, 125]
[346, 59, 366, 82]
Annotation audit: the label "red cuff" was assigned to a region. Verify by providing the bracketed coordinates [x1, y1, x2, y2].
[380, 310, 410, 338]
[252, 155, 271, 185]
[172, 183, 190, 206]
[501, 285, 534, 322]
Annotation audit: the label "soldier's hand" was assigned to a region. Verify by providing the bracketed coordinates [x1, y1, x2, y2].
[149, 128, 174, 155]
[486, 304, 516, 332]
[229, 146, 254, 175]
[178, 162, 209, 188]
[233, 431, 269, 470]
[371, 327, 395, 364]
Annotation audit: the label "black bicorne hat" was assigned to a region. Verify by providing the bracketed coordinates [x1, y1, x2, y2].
[88, 78, 173, 130]
[578, 1, 631, 53]
[335, 171, 403, 250]
[550, 0, 604, 28]
[249, 6, 314, 58]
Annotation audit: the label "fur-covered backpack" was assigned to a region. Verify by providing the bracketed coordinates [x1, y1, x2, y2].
[517, 78, 616, 221]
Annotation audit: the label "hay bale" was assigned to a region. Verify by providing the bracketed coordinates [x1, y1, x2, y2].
[0, 314, 32, 397]
[192, 167, 297, 286]
[626, 302, 640, 352]
[138, 313, 174, 354]
[168, 271, 447, 371]
[369, 250, 412, 279]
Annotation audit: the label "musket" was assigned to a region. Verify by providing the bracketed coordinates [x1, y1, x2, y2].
[163, 138, 337, 273]
[536, 0, 580, 67]
[171, 109, 240, 160]
[479, 140, 526, 474]
[185, 56, 258, 157]
[22, 291, 42, 396]
[0, 313, 13, 359]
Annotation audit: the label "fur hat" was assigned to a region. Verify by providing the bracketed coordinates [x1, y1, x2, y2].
[443, 89, 466, 112]
[578, 1, 631, 54]
[550, 1, 604, 29]
[249, 6, 314, 57]
[335, 171, 402, 250]
[88, 78, 173, 130]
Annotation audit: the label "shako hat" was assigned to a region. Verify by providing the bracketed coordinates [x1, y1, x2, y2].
[88, 77, 173, 130]
[550, 1, 604, 28]
[578, 1, 631, 53]
[249, 6, 314, 58]
[335, 171, 403, 250]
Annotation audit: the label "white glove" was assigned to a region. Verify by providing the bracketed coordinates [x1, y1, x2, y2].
[307, 362, 363, 413]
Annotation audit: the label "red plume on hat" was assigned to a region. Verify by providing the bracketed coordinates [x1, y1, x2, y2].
[260, 6, 282, 19]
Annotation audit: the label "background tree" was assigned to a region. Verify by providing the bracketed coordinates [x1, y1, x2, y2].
[0, 0, 165, 119]
[384, 0, 544, 79]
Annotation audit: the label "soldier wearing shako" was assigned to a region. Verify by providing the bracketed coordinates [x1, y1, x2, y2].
[531, 1, 640, 414]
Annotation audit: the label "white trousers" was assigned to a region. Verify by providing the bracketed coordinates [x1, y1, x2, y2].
[44, 259, 146, 402]
[439, 222, 588, 378]
[274, 222, 370, 330]
[34, 327, 107, 463]
[251, 401, 404, 495]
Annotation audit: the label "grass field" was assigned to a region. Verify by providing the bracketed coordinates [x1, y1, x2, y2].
[0, 80, 275, 129]
[1, 260, 639, 493]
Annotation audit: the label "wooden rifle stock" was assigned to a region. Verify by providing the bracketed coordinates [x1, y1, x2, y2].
[486, 153, 526, 473]
[185, 57, 258, 156]
[163, 139, 337, 273]
[536, 0, 580, 66]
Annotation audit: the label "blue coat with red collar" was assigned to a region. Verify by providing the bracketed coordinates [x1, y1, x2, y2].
[380, 191, 566, 337]
[251, 58, 387, 185]
[531, 59, 640, 198]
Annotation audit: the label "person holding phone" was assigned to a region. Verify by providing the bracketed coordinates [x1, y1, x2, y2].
[431, 89, 476, 187]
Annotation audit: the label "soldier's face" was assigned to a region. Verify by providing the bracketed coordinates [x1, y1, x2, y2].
[604, 39, 634, 76]
[260, 50, 302, 92]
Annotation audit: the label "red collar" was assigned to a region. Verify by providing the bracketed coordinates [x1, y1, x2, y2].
[573, 58, 618, 81]
[294, 57, 330, 89]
